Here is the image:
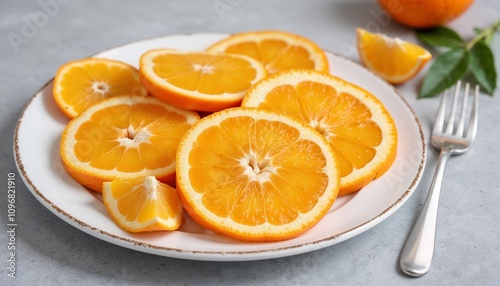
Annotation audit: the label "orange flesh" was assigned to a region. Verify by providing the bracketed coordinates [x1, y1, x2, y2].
[187, 116, 330, 226]
[151, 53, 258, 94]
[357, 29, 431, 83]
[361, 36, 421, 75]
[108, 178, 180, 223]
[73, 102, 193, 173]
[224, 40, 316, 73]
[254, 81, 382, 178]
[58, 62, 145, 115]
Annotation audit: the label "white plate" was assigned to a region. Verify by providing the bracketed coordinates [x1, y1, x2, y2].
[14, 33, 426, 261]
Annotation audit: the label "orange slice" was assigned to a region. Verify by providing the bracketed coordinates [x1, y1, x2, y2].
[60, 95, 200, 192]
[53, 58, 148, 118]
[139, 49, 266, 112]
[206, 30, 329, 74]
[176, 107, 340, 242]
[102, 176, 182, 232]
[357, 28, 431, 84]
[242, 69, 398, 196]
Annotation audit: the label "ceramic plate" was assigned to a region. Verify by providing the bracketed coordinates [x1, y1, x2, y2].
[14, 33, 426, 261]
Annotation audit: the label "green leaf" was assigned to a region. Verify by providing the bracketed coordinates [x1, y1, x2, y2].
[419, 48, 469, 98]
[469, 41, 497, 95]
[416, 27, 465, 48]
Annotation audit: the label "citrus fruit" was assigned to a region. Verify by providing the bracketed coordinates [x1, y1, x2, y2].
[60, 95, 200, 192]
[102, 176, 183, 232]
[176, 107, 340, 242]
[206, 30, 329, 74]
[53, 58, 148, 118]
[139, 49, 266, 112]
[378, 0, 474, 28]
[241, 69, 398, 196]
[357, 28, 432, 85]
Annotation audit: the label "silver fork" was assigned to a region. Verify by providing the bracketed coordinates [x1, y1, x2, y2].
[399, 81, 479, 277]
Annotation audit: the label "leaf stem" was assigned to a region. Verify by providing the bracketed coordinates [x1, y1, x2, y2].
[465, 18, 500, 50]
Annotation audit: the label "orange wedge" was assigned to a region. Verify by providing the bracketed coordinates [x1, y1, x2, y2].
[242, 69, 398, 196]
[102, 176, 183, 232]
[206, 30, 329, 74]
[176, 107, 340, 242]
[60, 95, 200, 192]
[53, 58, 148, 118]
[139, 49, 266, 112]
[357, 28, 431, 84]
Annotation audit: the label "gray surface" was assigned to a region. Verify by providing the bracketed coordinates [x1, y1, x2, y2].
[1, 0, 499, 285]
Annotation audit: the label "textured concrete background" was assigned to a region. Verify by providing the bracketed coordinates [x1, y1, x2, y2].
[1, 0, 499, 285]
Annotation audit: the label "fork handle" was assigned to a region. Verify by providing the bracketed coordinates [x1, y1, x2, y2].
[399, 148, 452, 277]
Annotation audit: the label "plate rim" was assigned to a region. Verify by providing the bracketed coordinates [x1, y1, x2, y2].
[13, 33, 426, 261]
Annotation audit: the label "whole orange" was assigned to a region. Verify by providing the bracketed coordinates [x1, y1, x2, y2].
[377, 0, 474, 28]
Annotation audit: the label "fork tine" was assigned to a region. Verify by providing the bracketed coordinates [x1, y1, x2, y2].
[466, 85, 479, 140]
[445, 80, 462, 134]
[433, 87, 448, 134]
[455, 82, 470, 137]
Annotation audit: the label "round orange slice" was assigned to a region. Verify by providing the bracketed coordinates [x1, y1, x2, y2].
[206, 30, 329, 74]
[60, 95, 200, 192]
[53, 58, 148, 118]
[102, 176, 183, 232]
[242, 69, 398, 196]
[176, 107, 340, 242]
[357, 28, 432, 84]
[139, 49, 266, 112]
